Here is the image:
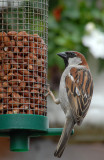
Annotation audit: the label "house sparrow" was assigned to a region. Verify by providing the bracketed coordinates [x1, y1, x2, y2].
[46, 51, 93, 158]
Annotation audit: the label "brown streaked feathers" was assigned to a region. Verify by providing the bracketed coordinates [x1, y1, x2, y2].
[65, 67, 93, 125]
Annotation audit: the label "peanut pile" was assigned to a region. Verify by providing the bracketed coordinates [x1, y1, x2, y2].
[0, 31, 47, 115]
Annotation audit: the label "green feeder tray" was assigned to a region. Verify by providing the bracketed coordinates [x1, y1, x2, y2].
[0, 114, 74, 152]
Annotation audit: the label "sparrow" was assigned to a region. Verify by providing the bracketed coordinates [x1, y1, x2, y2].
[46, 51, 93, 158]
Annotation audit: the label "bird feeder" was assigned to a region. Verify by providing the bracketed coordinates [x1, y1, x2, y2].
[0, 0, 73, 152]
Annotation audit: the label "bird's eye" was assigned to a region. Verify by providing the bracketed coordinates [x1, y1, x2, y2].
[69, 52, 75, 58]
[70, 53, 73, 56]
[65, 51, 76, 58]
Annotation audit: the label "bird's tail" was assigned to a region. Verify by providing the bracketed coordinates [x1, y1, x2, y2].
[54, 117, 74, 158]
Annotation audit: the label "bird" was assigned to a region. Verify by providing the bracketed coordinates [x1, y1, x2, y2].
[46, 51, 93, 158]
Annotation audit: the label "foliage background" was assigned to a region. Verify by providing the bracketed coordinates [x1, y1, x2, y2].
[48, 0, 104, 71]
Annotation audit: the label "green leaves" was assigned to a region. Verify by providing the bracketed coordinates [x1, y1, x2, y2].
[48, 0, 104, 70]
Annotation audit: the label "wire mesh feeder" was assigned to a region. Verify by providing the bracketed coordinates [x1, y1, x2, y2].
[0, 0, 73, 152]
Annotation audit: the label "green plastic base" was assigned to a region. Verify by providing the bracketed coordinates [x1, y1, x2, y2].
[0, 114, 48, 152]
[0, 114, 74, 152]
[10, 130, 29, 152]
[0, 114, 48, 131]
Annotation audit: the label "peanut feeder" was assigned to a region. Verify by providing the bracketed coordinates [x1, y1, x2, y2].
[0, 0, 73, 152]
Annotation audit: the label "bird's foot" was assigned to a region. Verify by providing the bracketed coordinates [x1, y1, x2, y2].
[45, 84, 60, 105]
[45, 84, 51, 97]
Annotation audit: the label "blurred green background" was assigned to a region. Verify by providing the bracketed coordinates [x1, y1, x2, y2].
[48, 0, 104, 70]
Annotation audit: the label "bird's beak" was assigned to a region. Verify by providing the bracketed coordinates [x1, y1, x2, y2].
[57, 52, 67, 59]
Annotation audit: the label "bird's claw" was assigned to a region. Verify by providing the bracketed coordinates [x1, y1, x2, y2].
[45, 84, 51, 97]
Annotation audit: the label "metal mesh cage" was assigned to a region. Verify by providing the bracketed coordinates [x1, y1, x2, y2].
[0, 0, 48, 116]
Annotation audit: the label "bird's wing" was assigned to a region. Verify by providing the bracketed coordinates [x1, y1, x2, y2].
[65, 67, 93, 125]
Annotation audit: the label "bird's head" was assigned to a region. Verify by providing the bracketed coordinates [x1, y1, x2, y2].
[57, 51, 89, 68]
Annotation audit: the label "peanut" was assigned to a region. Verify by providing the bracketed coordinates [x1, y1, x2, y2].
[0, 82, 2, 87]
[0, 50, 5, 60]
[28, 65, 33, 70]
[30, 103, 35, 109]
[19, 81, 26, 89]
[20, 96, 29, 104]
[26, 110, 33, 114]
[21, 47, 29, 54]
[3, 104, 9, 109]
[12, 85, 21, 92]
[35, 59, 42, 66]
[14, 47, 20, 53]
[7, 51, 14, 58]
[12, 92, 20, 102]
[7, 31, 17, 39]
[20, 63, 27, 69]
[23, 90, 30, 97]
[26, 34, 34, 41]
[3, 96, 11, 103]
[36, 76, 42, 83]
[14, 73, 24, 80]
[10, 59, 20, 69]
[14, 55, 24, 63]
[8, 87, 12, 95]
[29, 47, 36, 53]
[39, 100, 47, 106]
[0, 87, 5, 92]
[23, 38, 28, 46]
[2, 56, 10, 63]
[31, 90, 39, 96]
[19, 69, 32, 76]
[3, 63, 11, 74]
[35, 48, 47, 57]
[24, 77, 36, 85]
[29, 53, 37, 60]
[29, 41, 37, 48]
[9, 79, 21, 85]
[34, 42, 43, 48]
[0, 93, 7, 98]
[19, 90, 29, 98]
[40, 86, 47, 94]
[35, 107, 44, 115]
[10, 68, 17, 73]
[13, 109, 19, 114]
[34, 34, 42, 42]
[10, 40, 15, 47]
[38, 70, 46, 77]
[42, 78, 46, 84]
[0, 104, 3, 110]
[14, 31, 28, 40]
[24, 56, 33, 64]
[0, 43, 4, 49]
[0, 32, 7, 41]
[3, 82, 8, 88]
[41, 39, 45, 45]
[4, 72, 14, 80]
[30, 96, 38, 103]
[34, 84, 41, 89]
[4, 36, 11, 46]
[20, 104, 29, 110]
[0, 71, 5, 80]
[16, 41, 23, 48]
[6, 111, 13, 114]
[20, 111, 26, 114]
[8, 100, 19, 107]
